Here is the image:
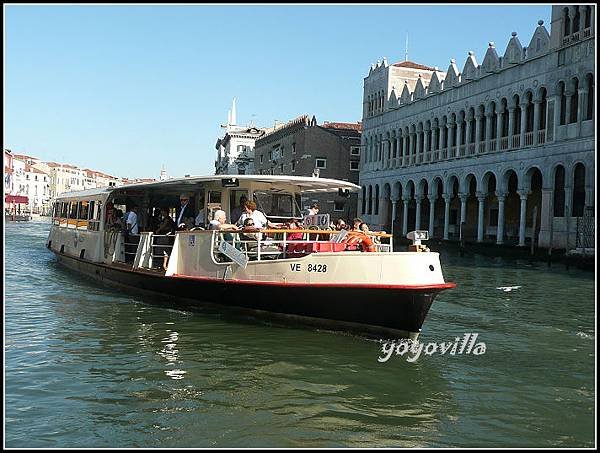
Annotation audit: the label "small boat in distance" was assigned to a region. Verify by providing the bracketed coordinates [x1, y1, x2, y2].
[46, 175, 455, 339]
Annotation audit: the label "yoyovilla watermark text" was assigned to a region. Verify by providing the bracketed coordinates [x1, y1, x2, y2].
[378, 333, 486, 362]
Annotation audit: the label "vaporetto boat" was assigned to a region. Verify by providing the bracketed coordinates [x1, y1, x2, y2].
[46, 175, 455, 339]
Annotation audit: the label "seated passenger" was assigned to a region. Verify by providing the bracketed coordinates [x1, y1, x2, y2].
[352, 217, 363, 232]
[286, 219, 304, 241]
[155, 207, 176, 235]
[209, 210, 240, 231]
[335, 218, 348, 231]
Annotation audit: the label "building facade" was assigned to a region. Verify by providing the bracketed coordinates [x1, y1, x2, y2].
[359, 5, 595, 250]
[253, 115, 362, 220]
[215, 98, 268, 175]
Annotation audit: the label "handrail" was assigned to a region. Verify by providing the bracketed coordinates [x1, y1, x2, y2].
[177, 228, 392, 238]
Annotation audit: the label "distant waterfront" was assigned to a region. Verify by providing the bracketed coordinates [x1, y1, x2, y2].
[5, 219, 595, 447]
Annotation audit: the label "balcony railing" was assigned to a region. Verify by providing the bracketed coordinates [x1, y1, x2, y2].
[538, 129, 546, 145]
[458, 144, 466, 157]
[468, 143, 476, 155]
[441, 148, 448, 159]
[478, 142, 486, 154]
[583, 28, 591, 38]
[511, 134, 520, 149]
[524, 131, 534, 147]
[500, 136, 509, 150]
[432, 150, 439, 161]
[488, 140, 497, 152]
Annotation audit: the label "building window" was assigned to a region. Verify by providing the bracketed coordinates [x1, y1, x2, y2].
[334, 201, 345, 212]
[291, 160, 296, 172]
[350, 161, 360, 171]
[280, 164, 284, 173]
[315, 158, 327, 169]
[292, 143, 296, 154]
[350, 146, 360, 155]
[260, 154, 263, 164]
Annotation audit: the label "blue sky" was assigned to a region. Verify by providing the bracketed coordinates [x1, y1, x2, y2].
[5, 4, 552, 179]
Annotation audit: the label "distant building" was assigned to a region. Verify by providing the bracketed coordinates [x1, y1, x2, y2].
[359, 5, 595, 250]
[215, 98, 268, 175]
[253, 115, 362, 221]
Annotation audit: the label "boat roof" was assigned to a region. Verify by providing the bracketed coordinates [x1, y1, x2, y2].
[54, 175, 361, 200]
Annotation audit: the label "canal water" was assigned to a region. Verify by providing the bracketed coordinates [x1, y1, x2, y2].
[4, 220, 595, 447]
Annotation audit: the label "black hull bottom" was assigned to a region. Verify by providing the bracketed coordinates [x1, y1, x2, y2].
[54, 252, 447, 339]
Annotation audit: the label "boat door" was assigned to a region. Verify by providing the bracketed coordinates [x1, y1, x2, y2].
[207, 190, 222, 222]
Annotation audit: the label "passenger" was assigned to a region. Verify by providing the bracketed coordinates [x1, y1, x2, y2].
[105, 201, 115, 225]
[194, 200, 206, 228]
[153, 207, 176, 270]
[352, 218, 363, 232]
[155, 207, 176, 235]
[209, 209, 240, 231]
[239, 217, 261, 251]
[113, 209, 126, 231]
[359, 222, 370, 234]
[237, 200, 277, 229]
[286, 219, 304, 241]
[148, 207, 161, 232]
[175, 193, 196, 230]
[230, 195, 248, 225]
[335, 218, 348, 231]
[307, 202, 320, 216]
[126, 205, 139, 235]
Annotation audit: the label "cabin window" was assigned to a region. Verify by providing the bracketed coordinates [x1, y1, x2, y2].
[60, 202, 69, 219]
[315, 158, 327, 169]
[254, 191, 299, 219]
[69, 202, 78, 219]
[78, 201, 89, 221]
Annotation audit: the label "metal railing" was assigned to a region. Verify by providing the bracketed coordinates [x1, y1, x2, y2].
[209, 229, 394, 264]
[151, 234, 175, 268]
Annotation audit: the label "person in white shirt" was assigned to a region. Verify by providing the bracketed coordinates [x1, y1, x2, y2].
[236, 201, 276, 229]
[307, 202, 320, 216]
[126, 205, 139, 235]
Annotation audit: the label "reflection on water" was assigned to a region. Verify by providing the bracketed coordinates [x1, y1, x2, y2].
[4, 220, 595, 447]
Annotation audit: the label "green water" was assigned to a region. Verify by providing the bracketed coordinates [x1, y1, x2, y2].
[4, 220, 596, 447]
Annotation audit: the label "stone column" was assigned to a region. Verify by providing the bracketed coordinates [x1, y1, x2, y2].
[538, 188, 553, 248]
[577, 88, 587, 128]
[485, 112, 493, 150]
[456, 120, 464, 155]
[428, 194, 437, 238]
[443, 194, 452, 240]
[448, 122, 456, 155]
[442, 124, 448, 149]
[520, 102, 528, 147]
[465, 118, 472, 151]
[507, 107, 516, 145]
[476, 114, 484, 153]
[533, 100, 542, 144]
[476, 193, 486, 242]
[411, 133, 417, 164]
[424, 128, 430, 160]
[496, 192, 506, 244]
[415, 195, 423, 230]
[518, 190, 529, 246]
[391, 198, 398, 237]
[564, 91, 573, 124]
[496, 108, 504, 150]
[403, 132, 409, 165]
[402, 197, 410, 236]
[459, 193, 468, 227]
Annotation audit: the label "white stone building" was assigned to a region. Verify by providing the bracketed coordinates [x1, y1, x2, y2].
[359, 5, 595, 250]
[215, 98, 268, 175]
